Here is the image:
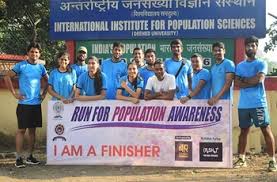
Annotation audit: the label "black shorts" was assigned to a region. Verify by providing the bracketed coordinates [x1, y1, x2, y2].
[16, 104, 42, 129]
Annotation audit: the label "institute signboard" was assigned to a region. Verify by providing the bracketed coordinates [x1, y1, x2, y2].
[50, 0, 266, 40]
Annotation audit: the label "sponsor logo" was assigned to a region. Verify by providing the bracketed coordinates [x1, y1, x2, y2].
[53, 124, 66, 141]
[199, 142, 222, 162]
[175, 141, 192, 161]
[53, 101, 64, 119]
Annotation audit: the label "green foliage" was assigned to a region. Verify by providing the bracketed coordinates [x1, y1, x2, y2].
[0, 0, 66, 70]
[264, 20, 277, 52]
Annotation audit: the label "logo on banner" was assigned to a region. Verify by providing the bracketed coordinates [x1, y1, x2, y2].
[175, 141, 192, 161]
[199, 142, 222, 161]
[53, 101, 64, 119]
[52, 124, 66, 141]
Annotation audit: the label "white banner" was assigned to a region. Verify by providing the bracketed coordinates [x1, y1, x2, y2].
[47, 100, 232, 168]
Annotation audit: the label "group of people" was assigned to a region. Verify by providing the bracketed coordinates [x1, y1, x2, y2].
[4, 36, 276, 172]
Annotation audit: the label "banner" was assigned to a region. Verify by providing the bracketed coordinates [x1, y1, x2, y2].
[76, 39, 234, 68]
[47, 100, 232, 167]
[50, 0, 265, 40]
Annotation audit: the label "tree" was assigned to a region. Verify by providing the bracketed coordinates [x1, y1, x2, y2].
[0, 0, 66, 69]
[264, 13, 277, 52]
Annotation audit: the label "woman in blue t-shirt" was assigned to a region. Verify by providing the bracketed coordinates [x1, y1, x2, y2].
[75, 56, 107, 101]
[48, 52, 77, 104]
[116, 63, 143, 104]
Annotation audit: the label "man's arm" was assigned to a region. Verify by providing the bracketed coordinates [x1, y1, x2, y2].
[180, 80, 206, 104]
[4, 70, 24, 100]
[208, 72, 234, 106]
[235, 73, 265, 89]
[144, 89, 160, 100]
[188, 74, 192, 91]
[40, 74, 49, 101]
[156, 89, 175, 100]
[190, 80, 206, 97]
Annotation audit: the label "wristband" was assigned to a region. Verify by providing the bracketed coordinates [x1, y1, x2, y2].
[187, 95, 192, 99]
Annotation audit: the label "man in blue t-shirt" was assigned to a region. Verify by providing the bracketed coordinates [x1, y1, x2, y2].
[180, 53, 211, 104]
[101, 42, 127, 99]
[132, 47, 146, 72]
[233, 36, 276, 172]
[139, 48, 157, 92]
[71, 46, 88, 78]
[208, 42, 235, 106]
[4, 42, 48, 168]
[164, 39, 192, 99]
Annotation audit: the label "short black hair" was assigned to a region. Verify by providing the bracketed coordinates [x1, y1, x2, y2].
[170, 39, 183, 47]
[133, 47, 143, 54]
[145, 48, 156, 55]
[27, 42, 42, 53]
[154, 60, 164, 66]
[112, 42, 124, 49]
[190, 53, 203, 59]
[244, 36, 259, 46]
[212, 42, 225, 50]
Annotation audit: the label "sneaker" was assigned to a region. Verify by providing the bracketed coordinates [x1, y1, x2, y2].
[233, 158, 247, 168]
[15, 157, 26, 168]
[268, 160, 277, 172]
[26, 155, 40, 165]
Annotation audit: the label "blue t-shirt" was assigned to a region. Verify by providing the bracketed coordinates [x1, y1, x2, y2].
[164, 58, 192, 99]
[48, 68, 77, 100]
[77, 72, 107, 96]
[12, 60, 47, 105]
[139, 67, 155, 91]
[192, 68, 211, 99]
[137, 63, 146, 73]
[236, 59, 267, 108]
[101, 58, 127, 99]
[117, 75, 144, 97]
[71, 63, 87, 78]
[210, 59, 235, 99]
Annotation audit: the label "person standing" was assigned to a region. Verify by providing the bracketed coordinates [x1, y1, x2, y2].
[102, 42, 127, 99]
[71, 46, 88, 78]
[4, 42, 48, 168]
[180, 53, 211, 104]
[164, 39, 192, 99]
[234, 36, 276, 172]
[48, 51, 77, 103]
[208, 42, 235, 106]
